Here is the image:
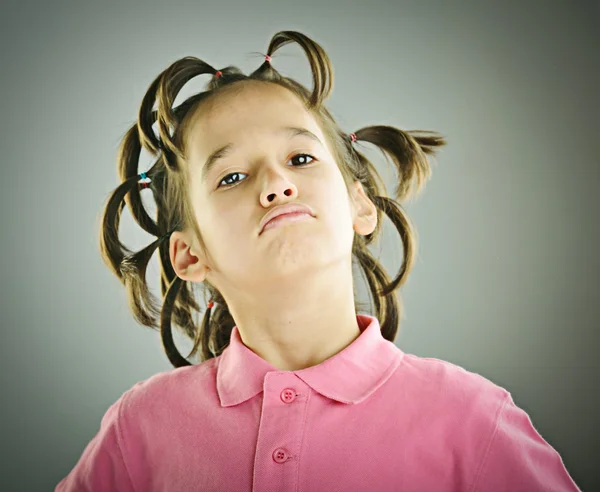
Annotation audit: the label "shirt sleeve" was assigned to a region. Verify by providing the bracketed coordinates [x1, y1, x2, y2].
[54, 392, 135, 492]
[472, 392, 582, 492]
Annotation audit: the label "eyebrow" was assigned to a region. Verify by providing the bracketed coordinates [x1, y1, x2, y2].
[200, 126, 324, 183]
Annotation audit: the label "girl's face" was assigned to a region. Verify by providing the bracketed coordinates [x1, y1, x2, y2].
[175, 81, 373, 299]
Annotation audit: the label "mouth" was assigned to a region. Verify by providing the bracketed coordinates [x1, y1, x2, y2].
[260, 212, 313, 234]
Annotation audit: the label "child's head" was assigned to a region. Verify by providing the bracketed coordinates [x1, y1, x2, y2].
[99, 30, 446, 368]
[170, 79, 377, 297]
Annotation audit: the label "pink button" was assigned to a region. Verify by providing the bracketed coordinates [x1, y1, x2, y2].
[280, 388, 297, 403]
[273, 448, 290, 463]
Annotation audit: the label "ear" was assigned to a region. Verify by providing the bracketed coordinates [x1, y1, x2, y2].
[169, 229, 209, 283]
[350, 180, 377, 236]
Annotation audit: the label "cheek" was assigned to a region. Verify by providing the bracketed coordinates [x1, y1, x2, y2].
[319, 176, 353, 211]
[315, 201, 354, 244]
[209, 208, 255, 245]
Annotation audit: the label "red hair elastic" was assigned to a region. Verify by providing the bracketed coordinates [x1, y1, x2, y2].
[214, 54, 272, 79]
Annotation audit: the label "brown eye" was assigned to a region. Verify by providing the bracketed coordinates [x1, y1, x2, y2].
[217, 153, 316, 189]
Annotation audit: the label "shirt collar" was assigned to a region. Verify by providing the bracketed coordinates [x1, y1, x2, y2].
[216, 314, 405, 407]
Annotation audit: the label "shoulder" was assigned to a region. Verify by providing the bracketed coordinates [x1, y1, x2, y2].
[117, 357, 220, 415]
[398, 352, 511, 419]
[401, 352, 509, 393]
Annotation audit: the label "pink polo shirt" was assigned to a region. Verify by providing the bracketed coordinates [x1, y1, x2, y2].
[55, 314, 581, 491]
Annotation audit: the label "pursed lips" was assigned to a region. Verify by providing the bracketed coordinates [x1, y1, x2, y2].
[260, 209, 314, 234]
[265, 211, 308, 226]
[259, 203, 315, 234]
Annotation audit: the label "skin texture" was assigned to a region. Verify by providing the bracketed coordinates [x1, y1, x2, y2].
[169, 81, 378, 371]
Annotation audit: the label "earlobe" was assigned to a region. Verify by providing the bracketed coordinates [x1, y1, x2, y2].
[354, 210, 377, 236]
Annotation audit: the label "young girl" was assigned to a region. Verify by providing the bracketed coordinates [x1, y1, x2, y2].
[56, 30, 581, 491]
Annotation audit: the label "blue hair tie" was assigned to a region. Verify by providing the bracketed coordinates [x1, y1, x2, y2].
[139, 172, 147, 180]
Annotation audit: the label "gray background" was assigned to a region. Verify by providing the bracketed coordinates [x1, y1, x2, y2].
[1, 0, 598, 490]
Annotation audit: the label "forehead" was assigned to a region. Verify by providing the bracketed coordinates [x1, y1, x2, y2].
[186, 82, 323, 159]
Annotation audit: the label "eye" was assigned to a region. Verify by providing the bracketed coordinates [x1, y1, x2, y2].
[217, 153, 316, 189]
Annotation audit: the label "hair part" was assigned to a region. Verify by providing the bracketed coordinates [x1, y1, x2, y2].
[98, 30, 447, 368]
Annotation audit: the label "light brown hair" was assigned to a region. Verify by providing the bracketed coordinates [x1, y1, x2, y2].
[98, 30, 447, 368]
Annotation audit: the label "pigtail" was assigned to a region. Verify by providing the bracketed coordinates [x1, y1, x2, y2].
[98, 121, 171, 328]
[250, 31, 334, 107]
[343, 127, 446, 341]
